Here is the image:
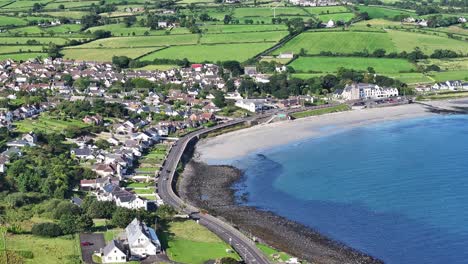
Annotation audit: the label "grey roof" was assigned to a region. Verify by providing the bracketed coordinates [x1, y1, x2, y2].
[125, 218, 161, 248]
[71, 197, 83, 206]
[72, 147, 93, 156]
[103, 240, 126, 256]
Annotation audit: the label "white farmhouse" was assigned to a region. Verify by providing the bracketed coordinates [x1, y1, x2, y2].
[125, 218, 161, 257]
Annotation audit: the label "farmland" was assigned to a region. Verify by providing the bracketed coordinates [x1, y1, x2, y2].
[14, 114, 90, 134]
[275, 31, 397, 54]
[62, 47, 160, 61]
[289, 56, 416, 74]
[140, 43, 274, 62]
[356, 5, 416, 19]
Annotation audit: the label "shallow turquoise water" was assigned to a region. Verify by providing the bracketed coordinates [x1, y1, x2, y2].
[215, 115, 468, 263]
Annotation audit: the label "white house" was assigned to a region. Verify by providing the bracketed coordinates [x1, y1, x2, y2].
[101, 240, 127, 263]
[235, 99, 266, 112]
[278, 52, 294, 59]
[125, 218, 161, 257]
[325, 19, 335, 28]
[334, 83, 398, 101]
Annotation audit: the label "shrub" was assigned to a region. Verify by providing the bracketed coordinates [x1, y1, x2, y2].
[31, 223, 62, 237]
[16, 250, 33, 259]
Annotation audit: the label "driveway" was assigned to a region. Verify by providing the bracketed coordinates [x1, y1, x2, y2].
[80, 233, 105, 264]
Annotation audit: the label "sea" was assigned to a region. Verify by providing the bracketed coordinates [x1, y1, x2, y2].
[209, 114, 468, 264]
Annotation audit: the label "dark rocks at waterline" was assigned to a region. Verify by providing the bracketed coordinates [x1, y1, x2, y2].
[179, 161, 383, 264]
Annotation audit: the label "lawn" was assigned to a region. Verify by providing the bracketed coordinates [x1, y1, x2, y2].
[126, 182, 153, 188]
[76, 34, 198, 48]
[15, 114, 90, 133]
[291, 104, 350, 118]
[274, 31, 397, 55]
[62, 47, 160, 61]
[289, 56, 416, 74]
[356, 5, 416, 19]
[160, 220, 240, 264]
[256, 243, 291, 262]
[132, 187, 156, 195]
[0, 234, 81, 264]
[388, 30, 468, 54]
[140, 43, 274, 62]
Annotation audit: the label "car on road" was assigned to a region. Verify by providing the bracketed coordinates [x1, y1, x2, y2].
[80, 242, 93, 246]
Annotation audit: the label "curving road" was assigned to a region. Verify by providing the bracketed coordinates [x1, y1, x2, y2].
[157, 119, 271, 264]
[157, 105, 338, 263]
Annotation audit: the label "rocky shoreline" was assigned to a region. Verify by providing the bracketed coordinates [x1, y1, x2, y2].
[178, 159, 383, 264]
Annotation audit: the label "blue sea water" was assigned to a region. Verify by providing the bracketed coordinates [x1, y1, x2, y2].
[211, 115, 468, 264]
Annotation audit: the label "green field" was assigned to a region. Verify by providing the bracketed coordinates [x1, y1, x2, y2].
[15, 114, 90, 133]
[0, 52, 47, 61]
[160, 220, 240, 264]
[140, 43, 273, 62]
[0, 45, 44, 54]
[200, 31, 288, 44]
[135, 64, 180, 70]
[0, 15, 28, 26]
[317, 13, 356, 22]
[356, 5, 416, 19]
[304, 6, 349, 14]
[201, 24, 287, 33]
[428, 70, 468, 82]
[77, 34, 198, 48]
[418, 58, 468, 71]
[388, 72, 434, 84]
[233, 7, 308, 17]
[289, 56, 416, 73]
[63, 47, 159, 61]
[275, 31, 397, 55]
[0, 234, 81, 264]
[0, 37, 68, 45]
[387, 30, 468, 54]
[88, 23, 191, 36]
[291, 104, 350, 118]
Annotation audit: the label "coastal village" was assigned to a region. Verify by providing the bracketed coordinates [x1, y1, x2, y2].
[0, 55, 467, 263]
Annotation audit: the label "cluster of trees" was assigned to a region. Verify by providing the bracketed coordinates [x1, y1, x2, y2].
[4, 146, 94, 198]
[238, 68, 410, 99]
[426, 15, 462, 28]
[313, 48, 463, 62]
[54, 99, 128, 119]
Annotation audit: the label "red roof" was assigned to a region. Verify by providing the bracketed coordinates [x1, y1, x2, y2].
[191, 64, 203, 68]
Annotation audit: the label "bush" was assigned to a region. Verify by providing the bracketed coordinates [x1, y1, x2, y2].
[31, 223, 62, 237]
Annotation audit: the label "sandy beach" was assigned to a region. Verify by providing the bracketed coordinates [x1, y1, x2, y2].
[196, 100, 468, 162]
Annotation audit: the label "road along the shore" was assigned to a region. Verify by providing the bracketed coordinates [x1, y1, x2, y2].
[157, 119, 271, 264]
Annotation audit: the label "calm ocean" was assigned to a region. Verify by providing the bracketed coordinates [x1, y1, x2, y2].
[212, 115, 468, 263]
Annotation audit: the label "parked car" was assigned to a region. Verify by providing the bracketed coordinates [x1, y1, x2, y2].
[81, 242, 93, 246]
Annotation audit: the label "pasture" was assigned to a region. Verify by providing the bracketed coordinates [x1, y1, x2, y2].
[0, 37, 68, 45]
[199, 31, 288, 44]
[289, 56, 416, 73]
[76, 34, 199, 48]
[0, 45, 44, 54]
[62, 47, 160, 61]
[356, 5, 416, 19]
[387, 30, 468, 53]
[140, 43, 274, 62]
[428, 70, 468, 82]
[0, 15, 27, 26]
[0, 52, 46, 61]
[14, 114, 90, 134]
[201, 24, 287, 33]
[317, 13, 356, 22]
[274, 31, 397, 55]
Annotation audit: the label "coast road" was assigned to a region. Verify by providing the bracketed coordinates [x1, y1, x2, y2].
[157, 119, 271, 264]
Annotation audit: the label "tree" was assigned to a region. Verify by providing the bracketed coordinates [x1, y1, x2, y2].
[223, 15, 232, 24]
[59, 214, 77, 235]
[32, 3, 43, 12]
[47, 43, 62, 59]
[156, 205, 176, 220]
[32, 223, 62, 237]
[76, 215, 94, 232]
[367, 67, 375, 74]
[221, 61, 243, 76]
[94, 139, 111, 150]
[212, 91, 226, 108]
[112, 207, 137, 228]
[112, 56, 131, 69]
[286, 18, 305, 35]
[372, 48, 386, 57]
[123, 16, 136, 27]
